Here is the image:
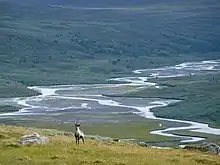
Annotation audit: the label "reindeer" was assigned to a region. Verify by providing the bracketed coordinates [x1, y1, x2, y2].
[74, 122, 85, 144]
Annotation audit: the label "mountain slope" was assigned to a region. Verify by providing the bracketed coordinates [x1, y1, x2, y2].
[1, 0, 220, 87]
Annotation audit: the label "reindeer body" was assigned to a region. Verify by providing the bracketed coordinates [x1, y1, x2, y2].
[74, 123, 85, 144]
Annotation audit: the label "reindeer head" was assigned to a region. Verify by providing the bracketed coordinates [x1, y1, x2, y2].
[74, 122, 81, 128]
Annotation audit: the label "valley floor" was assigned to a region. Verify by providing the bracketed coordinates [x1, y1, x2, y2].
[0, 125, 220, 165]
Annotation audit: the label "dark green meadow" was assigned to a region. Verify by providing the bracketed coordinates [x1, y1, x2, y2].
[1, 0, 220, 87]
[122, 73, 220, 127]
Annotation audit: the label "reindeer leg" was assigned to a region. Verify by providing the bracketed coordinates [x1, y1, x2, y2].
[82, 137, 85, 144]
[75, 137, 79, 145]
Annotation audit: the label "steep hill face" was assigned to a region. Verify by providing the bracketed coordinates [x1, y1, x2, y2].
[1, 0, 220, 86]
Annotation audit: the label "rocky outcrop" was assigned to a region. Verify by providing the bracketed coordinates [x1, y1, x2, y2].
[183, 142, 220, 155]
[200, 142, 220, 155]
[113, 138, 120, 142]
[137, 142, 148, 147]
[19, 133, 49, 146]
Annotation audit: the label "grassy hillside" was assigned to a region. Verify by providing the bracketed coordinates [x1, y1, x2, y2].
[0, 77, 39, 98]
[0, 125, 220, 165]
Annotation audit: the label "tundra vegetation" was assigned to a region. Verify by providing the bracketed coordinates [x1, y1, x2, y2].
[0, 125, 220, 165]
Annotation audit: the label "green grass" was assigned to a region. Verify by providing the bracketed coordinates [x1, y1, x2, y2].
[0, 77, 40, 98]
[0, 105, 19, 113]
[0, 125, 220, 165]
[83, 122, 169, 141]
[0, 118, 178, 143]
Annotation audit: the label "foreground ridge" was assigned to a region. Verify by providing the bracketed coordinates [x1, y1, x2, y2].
[0, 125, 219, 165]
